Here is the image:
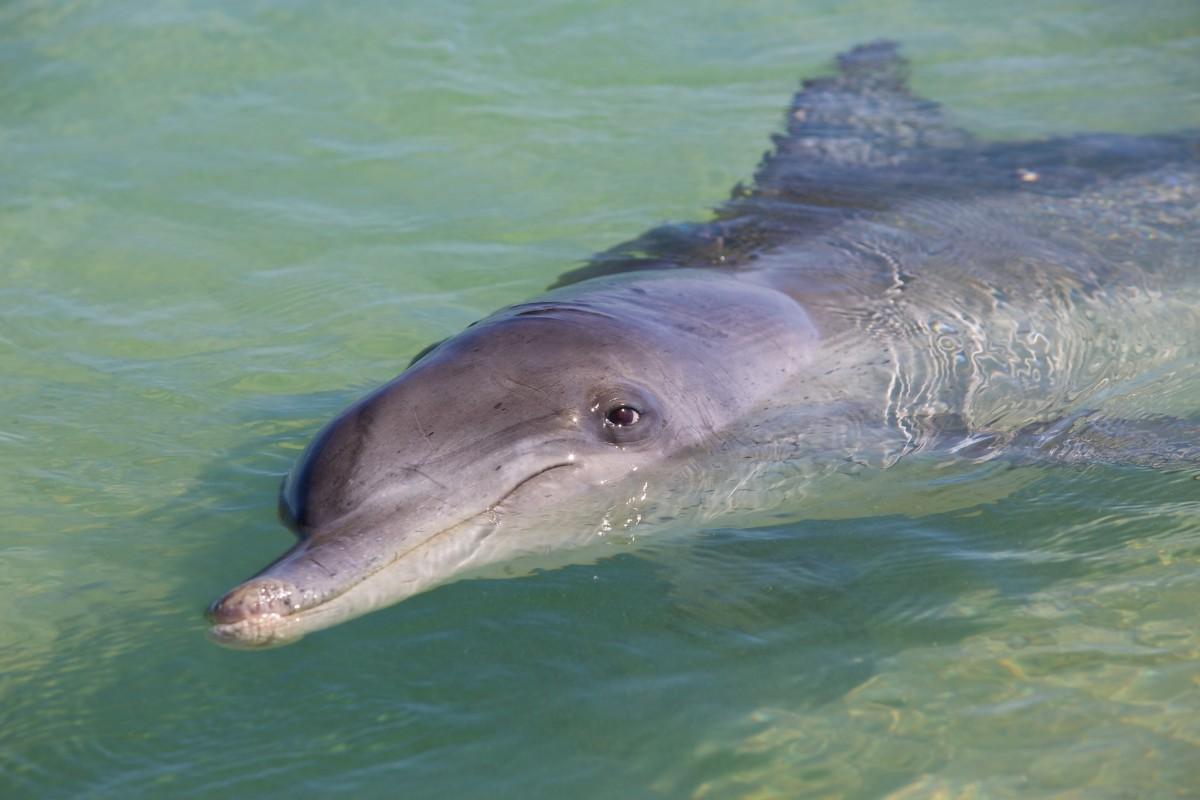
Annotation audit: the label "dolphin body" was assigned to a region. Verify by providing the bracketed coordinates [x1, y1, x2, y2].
[208, 42, 1200, 648]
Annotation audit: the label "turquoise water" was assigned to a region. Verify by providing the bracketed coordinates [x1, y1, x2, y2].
[3, 0, 1200, 797]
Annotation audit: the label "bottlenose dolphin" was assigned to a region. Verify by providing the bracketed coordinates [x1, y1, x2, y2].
[207, 42, 1200, 648]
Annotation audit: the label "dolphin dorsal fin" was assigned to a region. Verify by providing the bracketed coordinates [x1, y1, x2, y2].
[752, 40, 973, 190]
[551, 42, 973, 289]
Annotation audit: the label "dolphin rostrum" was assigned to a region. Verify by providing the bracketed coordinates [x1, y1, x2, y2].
[207, 42, 1200, 648]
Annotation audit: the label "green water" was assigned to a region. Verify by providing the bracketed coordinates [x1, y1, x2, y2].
[3, 0, 1200, 797]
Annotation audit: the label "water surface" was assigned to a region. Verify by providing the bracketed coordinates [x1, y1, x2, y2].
[2, 0, 1199, 797]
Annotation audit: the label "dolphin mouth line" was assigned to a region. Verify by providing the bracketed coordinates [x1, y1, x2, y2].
[207, 462, 579, 647]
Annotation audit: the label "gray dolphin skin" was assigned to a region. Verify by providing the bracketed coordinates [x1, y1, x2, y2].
[207, 42, 1200, 648]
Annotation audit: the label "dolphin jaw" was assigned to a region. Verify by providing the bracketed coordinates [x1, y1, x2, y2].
[205, 462, 587, 648]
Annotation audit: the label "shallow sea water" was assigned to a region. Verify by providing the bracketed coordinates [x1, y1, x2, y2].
[3, 1, 1200, 797]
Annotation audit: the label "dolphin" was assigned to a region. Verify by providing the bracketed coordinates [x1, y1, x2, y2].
[207, 42, 1200, 648]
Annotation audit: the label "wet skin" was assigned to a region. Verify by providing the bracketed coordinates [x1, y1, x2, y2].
[207, 43, 1200, 647]
[208, 275, 820, 646]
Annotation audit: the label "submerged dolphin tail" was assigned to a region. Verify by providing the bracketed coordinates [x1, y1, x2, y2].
[1015, 414, 1200, 474]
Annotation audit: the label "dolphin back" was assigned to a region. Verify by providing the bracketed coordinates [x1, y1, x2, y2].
[552, 42, 1200, 290]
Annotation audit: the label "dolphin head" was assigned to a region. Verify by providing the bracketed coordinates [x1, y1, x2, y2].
[206, 273, 817, 647]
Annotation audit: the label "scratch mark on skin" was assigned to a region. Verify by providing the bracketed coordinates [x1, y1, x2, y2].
[497, 372, 554, 401]
[410, 401, 428, 441]
[409, 400, 449, 469]
[399, 465, 449, 492]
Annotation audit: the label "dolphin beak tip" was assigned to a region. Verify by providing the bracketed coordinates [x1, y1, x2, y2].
[205, 622, 300, 650]
[206, 577, 300, 624]
[205, 577, 305, 649]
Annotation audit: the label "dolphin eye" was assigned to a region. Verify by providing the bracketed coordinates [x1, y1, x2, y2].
[605, 405, 641, 427]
